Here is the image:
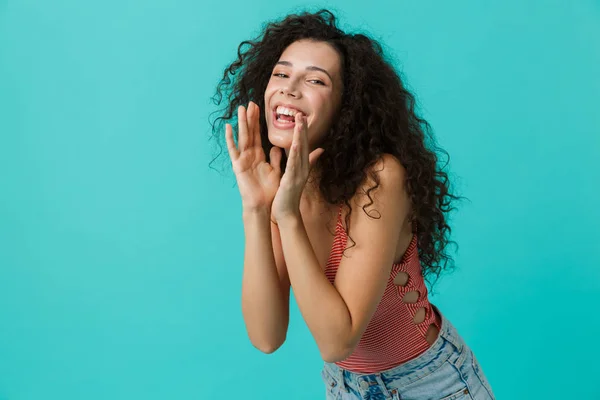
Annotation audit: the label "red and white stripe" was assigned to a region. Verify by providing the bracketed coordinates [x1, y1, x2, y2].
[324, 208, 441, 374]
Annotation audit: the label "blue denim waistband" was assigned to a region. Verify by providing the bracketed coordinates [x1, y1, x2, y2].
[323, 306, 469, 394]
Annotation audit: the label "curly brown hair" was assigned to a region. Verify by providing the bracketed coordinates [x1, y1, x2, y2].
[209, 9, 463, 285]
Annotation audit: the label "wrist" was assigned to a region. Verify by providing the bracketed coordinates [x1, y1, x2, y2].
[242, 206, 271, 221]
[274, 211, 303, 229]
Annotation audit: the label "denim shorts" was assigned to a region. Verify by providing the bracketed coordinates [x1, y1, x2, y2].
[321, 309, 495, 400]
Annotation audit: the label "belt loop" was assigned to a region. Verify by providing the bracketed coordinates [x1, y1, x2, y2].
[375, 374, 393, 399]
[455, 342, 469, 368]
[439, 317, 463, 353]
[336, 366, 349, 393]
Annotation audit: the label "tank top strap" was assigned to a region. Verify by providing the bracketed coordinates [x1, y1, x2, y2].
[336, 203, 345, 227]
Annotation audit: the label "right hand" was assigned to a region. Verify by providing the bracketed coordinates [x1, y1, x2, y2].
[225, 101, 283, 211]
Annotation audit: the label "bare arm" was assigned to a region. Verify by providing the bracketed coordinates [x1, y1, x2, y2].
[225, 102, 290, 353]
[241, 207, 291, 353]
[276, 155, 409, 362]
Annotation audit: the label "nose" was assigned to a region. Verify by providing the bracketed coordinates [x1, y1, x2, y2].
[280, 87, 298, 98]
[280, 80, 300, 98]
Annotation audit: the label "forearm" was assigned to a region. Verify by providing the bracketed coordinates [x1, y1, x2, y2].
[241, 208, 289, 352]
[277, 214, 352, 361]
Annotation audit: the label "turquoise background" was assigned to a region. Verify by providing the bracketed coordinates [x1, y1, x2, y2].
[1, 1, 599, 399]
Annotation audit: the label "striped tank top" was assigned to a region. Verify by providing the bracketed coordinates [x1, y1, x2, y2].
[324, 206, 441, 373]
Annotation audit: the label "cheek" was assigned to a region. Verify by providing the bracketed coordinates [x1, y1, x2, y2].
[311, 99, 334, 128]
[264, 86, 276, 118]
[308, 94, 329, 118]
[265, 80, 275, 93]
[308, 107, 335, 144]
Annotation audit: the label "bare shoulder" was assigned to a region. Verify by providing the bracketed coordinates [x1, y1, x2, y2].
[371, 153, 407, 187]
[347, 153, 408, 215]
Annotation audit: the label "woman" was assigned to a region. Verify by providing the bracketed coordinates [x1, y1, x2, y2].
[210, 9, 495, 400]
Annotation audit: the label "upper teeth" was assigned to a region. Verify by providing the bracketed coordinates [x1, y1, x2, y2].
[276, 106, 299, 116]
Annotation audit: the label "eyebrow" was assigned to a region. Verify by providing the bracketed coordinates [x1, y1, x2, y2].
[275, 61, 333, 82]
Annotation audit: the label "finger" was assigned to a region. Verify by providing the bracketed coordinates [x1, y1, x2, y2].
[269, 146, 282, 176]
[295, 113, 309, 168]
[302, 115, 309, 165]
[308, 147, 325, 167]
[289, 113, 300, 158]
[246, 102, 255, 148]
[252, 102, 262, 148]
[225, 123, 239, 160]
[237, 105, 249, 150]
[286, 131, 300, 175]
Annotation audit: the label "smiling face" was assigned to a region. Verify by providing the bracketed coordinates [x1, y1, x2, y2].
[264, 39, 344, 152]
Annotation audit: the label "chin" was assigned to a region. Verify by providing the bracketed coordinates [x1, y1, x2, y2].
[267, 132, 293, 149]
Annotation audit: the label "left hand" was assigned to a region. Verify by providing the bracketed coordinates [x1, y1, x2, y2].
[272, 112, 325, 222]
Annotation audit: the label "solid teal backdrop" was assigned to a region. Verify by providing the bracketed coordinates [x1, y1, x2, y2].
[1, 1, 598, 399]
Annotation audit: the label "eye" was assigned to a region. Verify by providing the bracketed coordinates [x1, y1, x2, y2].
[273, 73, 287, 78]
[309, 79, 325, 85]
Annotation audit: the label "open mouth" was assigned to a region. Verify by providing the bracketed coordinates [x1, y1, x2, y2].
[276, 112, 295, 123]
[272, 105, 305, 126]
[273, 106, 304, 129]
